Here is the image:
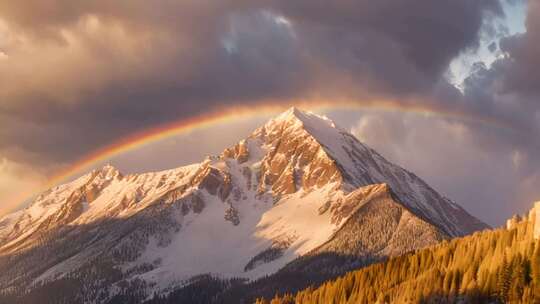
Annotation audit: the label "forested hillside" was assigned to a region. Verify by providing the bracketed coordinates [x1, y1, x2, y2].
[261, 216, 540, 303]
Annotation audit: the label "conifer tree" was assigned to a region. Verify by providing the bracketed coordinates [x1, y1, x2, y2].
[509, 258, 526, 302]
[532, 242, 540, 300]
[497, 255, 511, 302]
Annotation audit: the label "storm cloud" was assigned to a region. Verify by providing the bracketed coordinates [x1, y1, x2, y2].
[0, 0, 539, 223]
[0, 0, 503, 164]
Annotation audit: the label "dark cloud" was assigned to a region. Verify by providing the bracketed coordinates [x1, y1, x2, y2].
[498, 3, 540, 98]
[488, 41, 498, 52]
[268, 0, 502, 78]
[461, 0, 540, 139]
[0, 0, 504, 166]
[444, 0, 540, 223]
[349, 112, 536, 226]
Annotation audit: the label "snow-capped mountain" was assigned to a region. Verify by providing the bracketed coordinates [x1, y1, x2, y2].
[0, 108, 488, 302]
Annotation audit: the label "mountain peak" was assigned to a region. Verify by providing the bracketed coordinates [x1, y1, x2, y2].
[100, 163, 118, 173]
[274, 106, 329, 121]
[273, 106, 309, 122]
[267, 107, 339, 135]
[88, 163, 121, 181]
[281, 106, 302, 117]
[249, 106, 488, 237]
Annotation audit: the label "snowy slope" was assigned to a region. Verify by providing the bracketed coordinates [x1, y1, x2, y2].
[270, 108, 487, 236]
[0, 164, 202, 254]
[0, 107, 488, 302]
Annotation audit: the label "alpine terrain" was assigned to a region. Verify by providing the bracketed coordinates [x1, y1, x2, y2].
[265, 202, 540, 303]
[0, 108, 488, 303]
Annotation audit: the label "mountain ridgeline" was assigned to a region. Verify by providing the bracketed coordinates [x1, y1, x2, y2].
[0, 108, 488, 303]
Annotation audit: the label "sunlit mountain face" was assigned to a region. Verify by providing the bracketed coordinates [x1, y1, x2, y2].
[0, 1, 539, 303]
[0, 108, 489, 303]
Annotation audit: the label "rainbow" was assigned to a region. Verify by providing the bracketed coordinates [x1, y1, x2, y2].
[8, 98, 515, 214]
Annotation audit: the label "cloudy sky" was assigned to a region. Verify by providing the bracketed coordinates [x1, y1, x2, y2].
[0, 0, 538, 226]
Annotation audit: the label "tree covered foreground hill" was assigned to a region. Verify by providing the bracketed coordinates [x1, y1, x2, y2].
[260, 217, 540, 304]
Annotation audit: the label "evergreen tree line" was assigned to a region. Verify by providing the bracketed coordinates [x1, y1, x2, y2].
[260, 219, 540, 303]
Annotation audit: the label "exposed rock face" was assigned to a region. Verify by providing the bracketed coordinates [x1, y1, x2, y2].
[533, 201, 540, 239]
[222, 140, 249, 163]
[195, 165, 231, 201]
[249, 109, 343, 197]
[224, 205, 240, 225]
[506, 215, 522, 230]
[506, 202, 540, 239]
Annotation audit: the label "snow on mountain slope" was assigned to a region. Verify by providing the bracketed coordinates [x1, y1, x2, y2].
[0, 107, 488, 302]
[132, 183, 347, 290]
[309, 184, 446, 259]
[263, 108, 487, 236]
[0, 164, 202, 254]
